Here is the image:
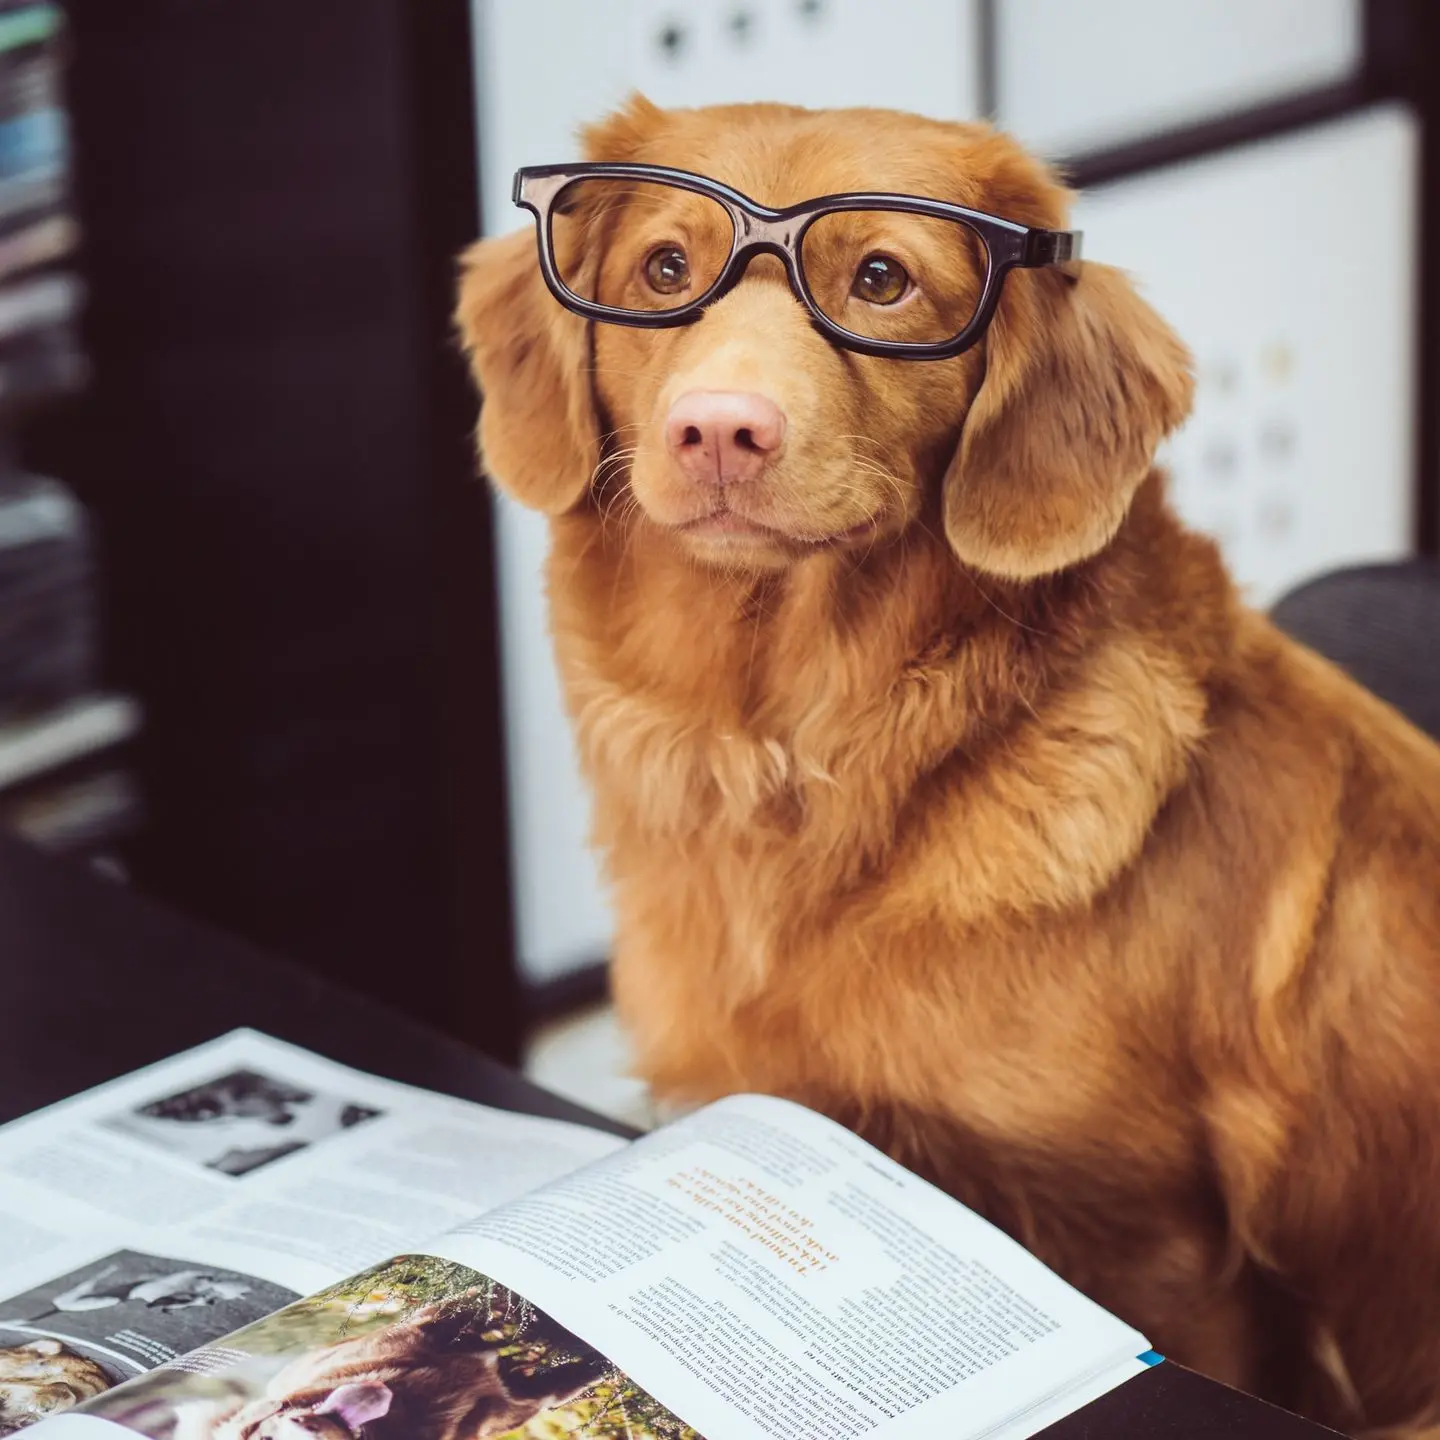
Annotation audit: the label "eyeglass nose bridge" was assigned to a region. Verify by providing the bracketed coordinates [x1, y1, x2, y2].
[709, 210, 811, 310]
[735, 210, 800, 249]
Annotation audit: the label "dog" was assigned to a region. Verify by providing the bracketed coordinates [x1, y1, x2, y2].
[168, 1301, 607, 1439]
[457, 96, 1440, 1437]
[0, 1338, 111, 1434]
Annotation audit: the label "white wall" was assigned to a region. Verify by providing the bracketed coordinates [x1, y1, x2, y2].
[1073, 106, 1417, 608]
[470, 4, 637, 983]
[996, 0, 1362, 158]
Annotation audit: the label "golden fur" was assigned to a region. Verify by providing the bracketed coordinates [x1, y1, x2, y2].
[458, 97, 1440, 1436]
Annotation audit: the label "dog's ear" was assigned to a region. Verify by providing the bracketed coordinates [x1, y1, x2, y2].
[318, 1381, 393, 1428]
[455, 228, 597, 515]
[942, 261, 1194, 579]
[455, 94, 668, 512]
[453, 94, 666, 514]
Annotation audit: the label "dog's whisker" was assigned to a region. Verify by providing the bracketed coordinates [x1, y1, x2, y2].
[594, 421, 646, 444]
[597, 484, 631, 533]
[592, 460, 638, 510]
[601, 491, 643, 545]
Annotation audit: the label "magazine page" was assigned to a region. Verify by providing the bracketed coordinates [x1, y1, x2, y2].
[440, 1094, 1150, 1439]
[0, 1030, 624, 1433]
[40, 1095, 1148, 1440]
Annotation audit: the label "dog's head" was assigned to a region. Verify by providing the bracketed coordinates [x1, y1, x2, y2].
[457, 98, 1193, 580]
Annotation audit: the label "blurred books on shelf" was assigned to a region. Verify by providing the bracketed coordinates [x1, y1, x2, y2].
[0, 693, 139, 791]
[0, 697, 144, 869]
[0, 476, 141, 868]
[0, 472, 95, 707]
[0, 270, 80, 337]
[0, 5, 143, 872]
[0, 314, 83, 405]
[0, 211, 76, 274]
[0, 2, 61, 56]
[1, 762, 137, 830]
[0, 6, 69, 233]
[0, 0, 84, 399]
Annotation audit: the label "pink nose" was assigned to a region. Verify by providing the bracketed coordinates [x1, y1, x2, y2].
[664, 390, 787, 487]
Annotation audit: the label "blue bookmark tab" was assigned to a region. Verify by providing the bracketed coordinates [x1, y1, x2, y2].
[1138, 1351, 1165, 1367]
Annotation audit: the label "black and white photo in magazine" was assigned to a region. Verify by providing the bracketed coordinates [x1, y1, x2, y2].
[0, 1251, 296, 1434]
[101, 1069, 383, 1178]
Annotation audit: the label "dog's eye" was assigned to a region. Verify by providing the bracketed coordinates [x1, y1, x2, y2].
[851, 254, 910, 306]
[643, 245, 691, 295]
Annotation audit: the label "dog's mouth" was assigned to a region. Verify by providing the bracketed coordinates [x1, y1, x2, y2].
[678, 504, 877, 551]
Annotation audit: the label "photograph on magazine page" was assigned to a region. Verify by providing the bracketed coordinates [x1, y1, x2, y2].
[0, 1252, 296, 1436]
[100, 1070, 384, 1179]
[76, 1255, 706, 1440]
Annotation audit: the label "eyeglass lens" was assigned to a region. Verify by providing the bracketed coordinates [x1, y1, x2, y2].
[552, 178, 734, 315]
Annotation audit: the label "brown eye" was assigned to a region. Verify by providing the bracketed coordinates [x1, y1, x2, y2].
[643, 245, 690, 295]
[851, 253, 910, 305]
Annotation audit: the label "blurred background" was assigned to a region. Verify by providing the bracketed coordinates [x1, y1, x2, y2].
[2, 1, 1433, 1103]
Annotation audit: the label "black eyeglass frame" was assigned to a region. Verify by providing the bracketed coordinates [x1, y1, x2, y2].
[513, 161, 1082, 361]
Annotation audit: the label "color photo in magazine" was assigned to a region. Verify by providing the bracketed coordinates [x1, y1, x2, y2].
[78, 1256, 704, 1440]
[0, 1252, 295, 1436]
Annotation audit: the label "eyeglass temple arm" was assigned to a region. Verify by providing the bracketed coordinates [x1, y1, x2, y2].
[1021, 228, 1083, 273]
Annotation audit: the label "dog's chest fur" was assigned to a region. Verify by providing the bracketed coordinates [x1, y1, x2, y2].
[549, 508, 1218, 1180]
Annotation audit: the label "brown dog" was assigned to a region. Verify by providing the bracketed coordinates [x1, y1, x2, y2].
[458, 96, 1440, 1437]
[169, 1301, 607, 1440]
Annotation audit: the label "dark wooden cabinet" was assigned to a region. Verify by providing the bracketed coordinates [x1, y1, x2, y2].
[27, 0, 521, 1061]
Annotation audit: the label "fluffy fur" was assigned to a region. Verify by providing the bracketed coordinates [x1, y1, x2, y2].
[458, 97, 1440, 1436]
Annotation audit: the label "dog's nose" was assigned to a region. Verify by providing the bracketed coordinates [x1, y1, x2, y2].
[664, 391, 786, 486]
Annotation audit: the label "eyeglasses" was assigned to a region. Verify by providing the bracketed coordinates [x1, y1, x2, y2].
[513, 162, 1082, 361]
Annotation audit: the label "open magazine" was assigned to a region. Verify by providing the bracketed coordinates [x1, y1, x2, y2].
[0, 1031, 1159, 1440]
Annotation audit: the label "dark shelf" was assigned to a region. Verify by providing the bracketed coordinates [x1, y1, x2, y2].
[26, 0, 523, 1062]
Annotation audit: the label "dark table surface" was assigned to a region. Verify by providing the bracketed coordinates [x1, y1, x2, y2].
[1, 834, 628, 1137]
[1, 836, 1338, 1437]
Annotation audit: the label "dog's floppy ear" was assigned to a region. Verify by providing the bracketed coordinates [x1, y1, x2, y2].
[453, 93, 665, 515]
[455, 228, 597, 515]
[942, 261, 1194, 579]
